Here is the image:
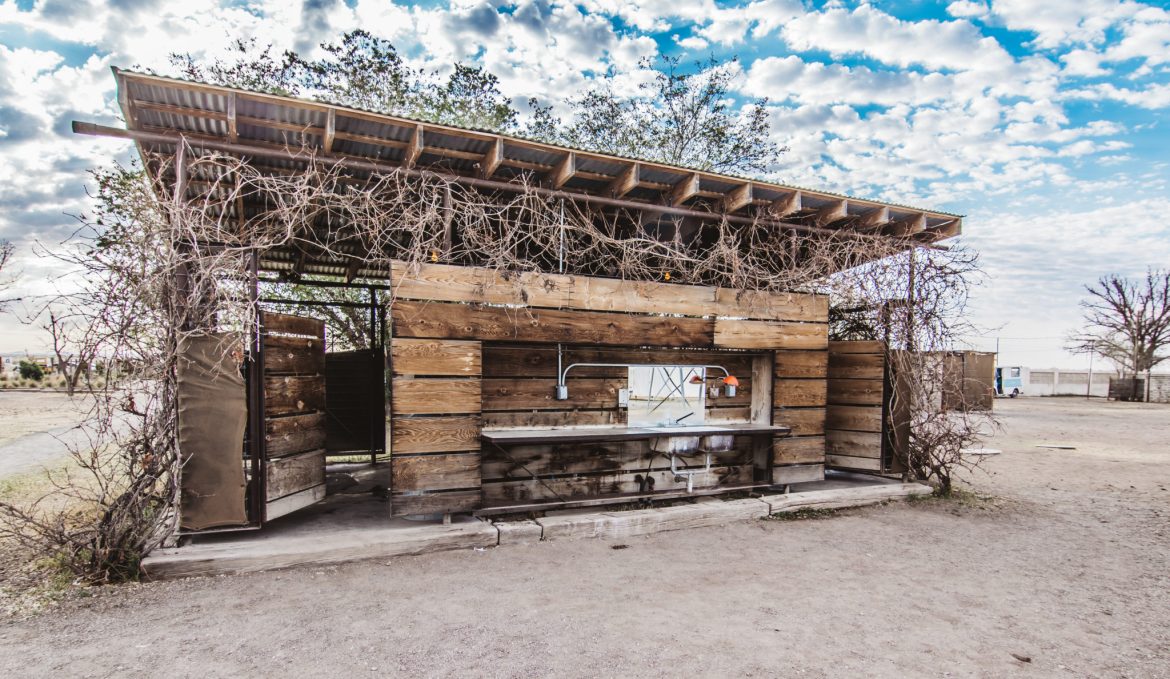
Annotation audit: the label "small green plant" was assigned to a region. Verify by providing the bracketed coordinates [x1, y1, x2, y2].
[766, 507, 840, 521]
[18, 360, 44, 381]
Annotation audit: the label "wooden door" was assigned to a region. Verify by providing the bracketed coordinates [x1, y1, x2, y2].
[260, 311, 328, 521]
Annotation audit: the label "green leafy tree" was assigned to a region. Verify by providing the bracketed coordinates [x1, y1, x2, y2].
[530, 57, 785, 175]
[18, 359, 44, 381]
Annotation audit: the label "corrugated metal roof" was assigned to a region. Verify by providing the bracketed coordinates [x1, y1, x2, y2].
[112, 68, 964, 226]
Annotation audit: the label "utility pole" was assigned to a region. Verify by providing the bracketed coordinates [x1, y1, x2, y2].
[1086, 347, 1094, 400]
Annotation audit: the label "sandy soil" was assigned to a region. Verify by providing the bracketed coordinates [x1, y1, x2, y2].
[2, 397, 1169, 678]
[0, 391, 91, 480]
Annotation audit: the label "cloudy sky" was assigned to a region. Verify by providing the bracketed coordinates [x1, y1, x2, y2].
[1, 0, 1168, 368]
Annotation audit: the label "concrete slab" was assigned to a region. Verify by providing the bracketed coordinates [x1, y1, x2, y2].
[495, 520, 543, 545]
[537, 497, 770, 541]
[143, 495, 498, 580]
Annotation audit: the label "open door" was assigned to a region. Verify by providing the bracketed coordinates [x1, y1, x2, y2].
[325, 349, 386, 459]
[258, 311, 328, 521]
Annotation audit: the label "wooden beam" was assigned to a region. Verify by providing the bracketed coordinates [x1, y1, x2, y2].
[772, 191, 801, 218]
[722, 182, 753, 213]
[323, 108, 335, 153]
[607, 162, 640, 198]
[226, 94, 238, 143]
[480, 138, 502, 179]
[551, 152, 575, 188]
[813, 199, 847, 226]
[669, 173, 700, 206]
[884, 213, 927, 237]
[855, 206, 888, 230]
[405, 124, 423, 168]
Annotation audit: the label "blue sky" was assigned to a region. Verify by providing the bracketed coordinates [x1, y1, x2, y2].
[1, 0, 1169, 369]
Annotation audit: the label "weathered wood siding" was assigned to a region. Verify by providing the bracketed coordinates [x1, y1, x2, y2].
[386, 261, 830, 512]
[261, 312, 327, 520]
[772, 349, 829, 485]
[390, 339, 482, 515]
[825, 341, 887, 472]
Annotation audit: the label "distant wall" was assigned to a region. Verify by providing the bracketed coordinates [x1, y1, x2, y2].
[1025, 368, 1111, 397]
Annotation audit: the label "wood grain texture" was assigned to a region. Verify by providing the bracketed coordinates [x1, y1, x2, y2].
[265, 449, 325, 501]
[771, 463, 825, 485]
[392, 452, 481, 492]
[772, 407, 826, 436]
[263, 312, 324, 339]
[391, 415, 481, 454]
[482, 464, 753, 503]
[773, 350, 829, 378]
[714, 319, 828, 350]
[825, 454, 882, 471]
[390, 489, 481, 516]
[391, 378, 481, 414]
[773, 436, 825, 465]
[772, 379, 828, 408]
[826, 429, 882, 458]
[825, 404, 883, 433]
[264, 375, 325, 415]
[827, 352, 884, 380]
[482, 409, 626, 429]
[265, 413, 327, 458]
[392, 300, 715, 347]
[828, 340, 885, 354]
[262, 334, 325, 375]
[391, 338, 481, 376]
[390, 261, 718, 317]
[482, 377, 621, 411]
[481, 344, 754, 378]
[714, 288, 828, 322]
[827, 378, 884, 406]
[481, 440, 753, 480]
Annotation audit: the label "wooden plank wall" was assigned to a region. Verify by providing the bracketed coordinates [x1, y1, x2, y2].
[479, 344, 763, 507]
[772, 348, 829, 484]
[262, 312, 327, 520]
[387, 261, 830, 513]
[390, 338, 482, 516]
[824, 340, 886, 472]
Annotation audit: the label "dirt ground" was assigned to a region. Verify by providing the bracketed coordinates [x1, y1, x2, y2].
[2, 397, 1168, 678]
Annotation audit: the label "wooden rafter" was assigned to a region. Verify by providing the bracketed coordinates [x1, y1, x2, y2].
[884, 213, 927, 236]
[669, 173, 700, 206]
[721, 183, 753, 213]
[550, 152, 575, 188]
[404, 125, 423, 168]
[226, 94, 238, 144]
[323, 108, 335, 153]
[607, 162, 640, 198]
[772, 191, 801, 218]
[812, 199, 847, 226]
[856, 206, 889, 230]
[480, 138, 502, 179]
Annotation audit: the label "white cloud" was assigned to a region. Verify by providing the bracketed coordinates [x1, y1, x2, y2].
[946, 1, 989, 19]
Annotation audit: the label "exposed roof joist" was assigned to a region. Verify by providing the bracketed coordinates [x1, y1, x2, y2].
[99, 68, 963, 245]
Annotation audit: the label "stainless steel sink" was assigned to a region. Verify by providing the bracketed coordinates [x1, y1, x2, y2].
[649, 425, 730, 433]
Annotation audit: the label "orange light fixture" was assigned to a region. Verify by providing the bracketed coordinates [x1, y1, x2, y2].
[722, 375, 740, 387]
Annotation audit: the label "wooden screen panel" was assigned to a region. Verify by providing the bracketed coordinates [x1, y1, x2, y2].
[391, 338, 481, 376]
[265, 412, 327, 458]
[260, 312, 327, 521]
[773, 436, 826, 465]
[481, 344, 755, 378]
[392, 300, 715, 347]
[481, 440, 753, 481]
[389, 261, 717, 317]
[773, 379, 828, 408]
[391, 378, 481, 414]
[392, 453, 481, 493]
[263, 335, 326, 375]
[390, 415, 481, 454]
[265, 449, 326, 501]
[773, 408, 825, 436]
[391, 490, 480, 516]
[714, 319, 828, 350]
[714, 289, 828, 322]
[773, 350, 829, 378]
[772, 464, 825, 485]
[825, 341, 888, 474]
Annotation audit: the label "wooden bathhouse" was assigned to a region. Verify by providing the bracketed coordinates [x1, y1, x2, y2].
[76, 69, 961, 531]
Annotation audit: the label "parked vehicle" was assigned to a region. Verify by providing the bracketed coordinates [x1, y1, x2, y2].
[995, 365, 1024, 397]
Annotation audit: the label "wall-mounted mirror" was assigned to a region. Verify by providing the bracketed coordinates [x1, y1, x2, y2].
[627, 365, 707, 427]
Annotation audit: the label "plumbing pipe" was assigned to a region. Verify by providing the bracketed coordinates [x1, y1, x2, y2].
[554, 363, 731, 400]
[670, 452, 712, 493]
